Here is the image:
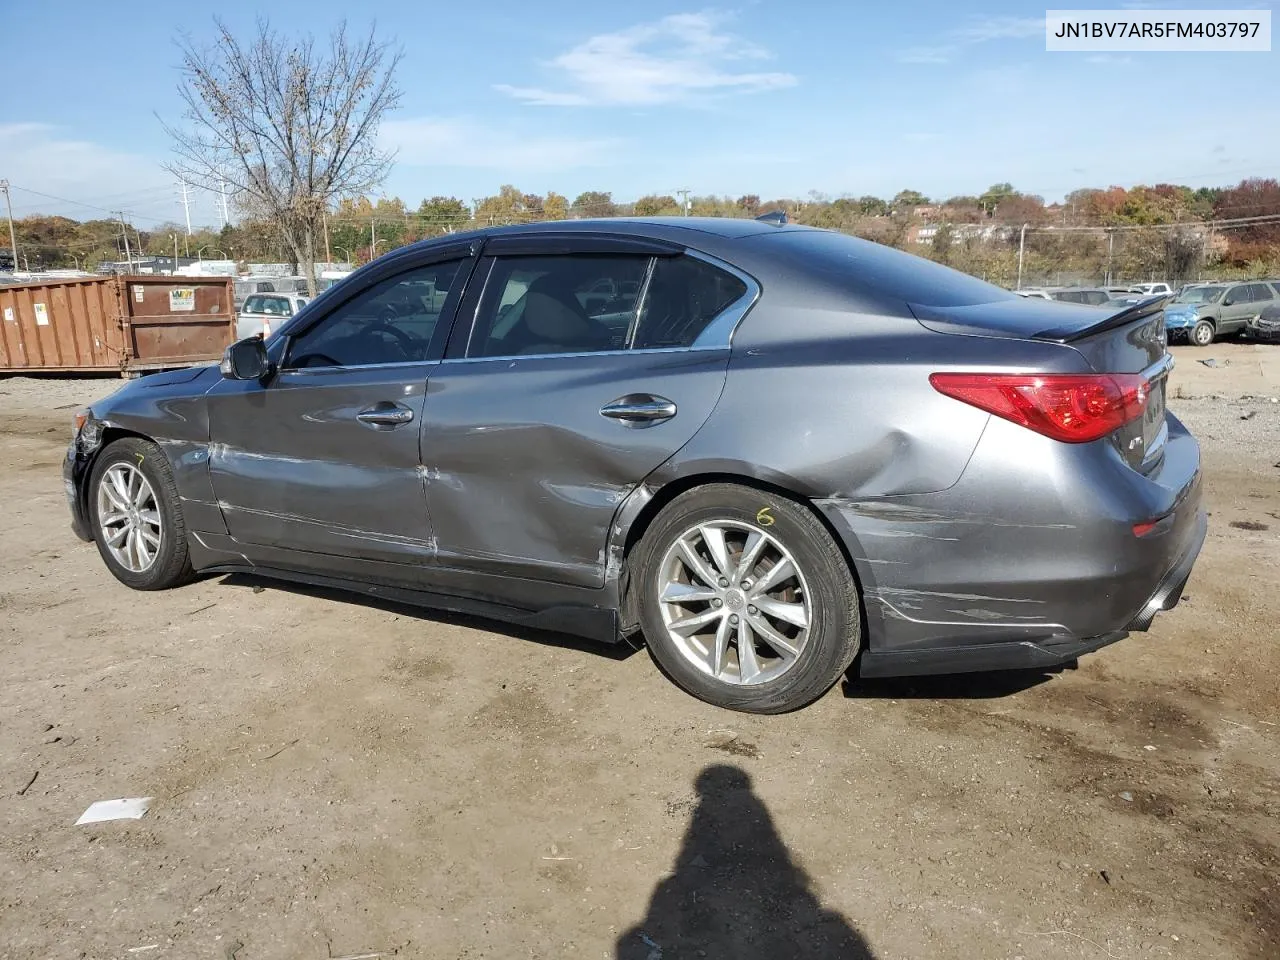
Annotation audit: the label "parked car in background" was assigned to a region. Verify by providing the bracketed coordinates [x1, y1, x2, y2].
[1164, 281, 1280, 345]
[236, 292, 309, 340]
[1129, 282, 1172, 296]
[1247, 300, 1280, 341]
[63, 218, 1204, 713]
[1050, 287, 1113, 306]
[1014, 288, 1053, 299]
[234, 278, 278, 311]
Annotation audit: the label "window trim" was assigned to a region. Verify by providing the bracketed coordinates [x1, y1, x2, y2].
[444, 246, 760, 364]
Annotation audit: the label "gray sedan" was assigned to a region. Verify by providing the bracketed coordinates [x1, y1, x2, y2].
[63, 218, 1205, 713]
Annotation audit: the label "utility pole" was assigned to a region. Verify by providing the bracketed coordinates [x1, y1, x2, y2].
[172, 234, 179, 274]
[1, 180, 18, 272]
[1016, 223, 1028, 290]
[370, 218, 376, 254]
[323, 211, 332, 266]
[1105, 229, 1115, 286]
[218, 178, 230, 229]
[117, 212, 134, 273]
[179, 181, 193, 248]
[676, 188, 691, 216]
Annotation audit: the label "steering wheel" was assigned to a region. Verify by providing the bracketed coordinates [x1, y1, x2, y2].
[367, 314, 426, 359]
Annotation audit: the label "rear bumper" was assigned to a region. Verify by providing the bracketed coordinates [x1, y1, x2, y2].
[817, 410, 1205, 678]
[856, 508, 1206, 677]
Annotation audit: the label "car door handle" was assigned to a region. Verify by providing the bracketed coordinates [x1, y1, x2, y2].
[600, 394, 677, 423]
[356, 404, 415, 426]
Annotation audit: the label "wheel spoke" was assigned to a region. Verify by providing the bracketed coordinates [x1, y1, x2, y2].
[747, 612, 801, 659]
[748, 558, 796, 596]
[711, 615, 733, 677]
[99, 510, 129, 526]
[736, 619, 761, 683]
[754, 595, 809, 628]
[699, 524, 733, 579]
[138, 508, 161, 527]
[109, 468, 131, 505]
[138, 525, 161, 547]
[670, 608, 723, 637]
[104, 524, 130, 547]
[733, 531, 767, 584]
[102, 478, 130, 513]
[660, 581, 719, 605]
[677, 538, 721, 589]
[135, 529, 153, 567]
[133, 477, 152, 508]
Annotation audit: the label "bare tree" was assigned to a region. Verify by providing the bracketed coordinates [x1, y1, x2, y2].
[164, 19, 401, 294]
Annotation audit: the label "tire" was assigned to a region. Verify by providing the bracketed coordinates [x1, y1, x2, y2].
[1191, 320, 1215, 346]
[88, 437, 194, 590]
[635, 483, 861, 714]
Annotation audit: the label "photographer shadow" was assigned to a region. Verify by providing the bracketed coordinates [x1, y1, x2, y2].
[616, 764, 875, 959]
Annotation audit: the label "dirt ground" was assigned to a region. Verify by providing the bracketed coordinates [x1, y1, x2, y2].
[1, 342, 1277, 960]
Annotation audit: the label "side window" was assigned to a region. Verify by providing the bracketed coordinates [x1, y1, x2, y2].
[1248, 283, 1274, 302]
[632, 256, 749, 349]
[468, 255, 649, 358]
[1227, 285, 1249, 304]
[284, 259, 464, 369]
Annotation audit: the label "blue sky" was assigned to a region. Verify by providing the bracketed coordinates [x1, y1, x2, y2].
[2, 0, 1276, 228]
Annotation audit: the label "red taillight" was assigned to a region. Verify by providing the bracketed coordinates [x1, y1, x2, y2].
[929, 372, 1149, 443]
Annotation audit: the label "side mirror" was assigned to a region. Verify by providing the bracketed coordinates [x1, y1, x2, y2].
[220, 336, 273, 380]
[1223, 298, 1234, 306]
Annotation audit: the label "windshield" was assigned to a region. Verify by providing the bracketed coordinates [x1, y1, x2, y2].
[243, 295, 294, 315]
[1176, 286, 1224, 304]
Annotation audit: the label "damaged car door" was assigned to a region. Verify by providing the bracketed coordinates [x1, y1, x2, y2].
[421, 237, 757, 588]
[205, 253, 473, 568]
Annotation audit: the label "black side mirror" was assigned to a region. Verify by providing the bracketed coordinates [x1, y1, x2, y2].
[220, 336, 273, 380]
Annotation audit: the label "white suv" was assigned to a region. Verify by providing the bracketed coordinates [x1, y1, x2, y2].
[1129, 282, 1172, 296]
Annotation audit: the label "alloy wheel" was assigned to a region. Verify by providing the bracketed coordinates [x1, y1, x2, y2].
[96, 462, 163, 573]
[656, 520, 812, 685]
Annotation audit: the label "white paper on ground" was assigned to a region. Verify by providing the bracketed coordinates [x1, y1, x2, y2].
[75, 797, 153, 825]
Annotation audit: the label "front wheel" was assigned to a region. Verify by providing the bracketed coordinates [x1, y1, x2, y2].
[88, 437, 194, 590]
[1191, 320, 1215, 346]
[635, 484, 861, 714]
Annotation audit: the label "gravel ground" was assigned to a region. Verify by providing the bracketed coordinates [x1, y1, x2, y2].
[1, 356, 1277, 960]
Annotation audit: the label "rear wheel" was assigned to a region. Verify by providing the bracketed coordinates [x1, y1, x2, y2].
[89, 437, 194, 590]
[1191, 320, 1215, 346]
[635, 484, 861, 714]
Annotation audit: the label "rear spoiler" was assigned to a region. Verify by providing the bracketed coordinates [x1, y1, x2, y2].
[1034, 293, 1174, 343]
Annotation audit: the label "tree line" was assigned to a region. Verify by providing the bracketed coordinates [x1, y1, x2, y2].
[9, 176, 1279, 287]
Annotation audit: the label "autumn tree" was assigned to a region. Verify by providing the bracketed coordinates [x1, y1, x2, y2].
[572, 191, 617, 217]
[165, 19, 402, 294]
[544, 192, 569, 221]
[633, 195, 679, 216]
[891, 189, 928, 210]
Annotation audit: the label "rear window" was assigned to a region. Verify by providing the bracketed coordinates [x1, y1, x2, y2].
[756, 228, 1015, 308]
[244, 295, 294, 316]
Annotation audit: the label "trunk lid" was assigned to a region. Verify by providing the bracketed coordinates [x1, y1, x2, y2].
[911, 296, 1172, 473]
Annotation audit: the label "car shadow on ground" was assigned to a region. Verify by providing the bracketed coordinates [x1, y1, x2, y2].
[214, 573, 638, 661]
[616, 764, 876, 960]
[842, 663, 1073, 700]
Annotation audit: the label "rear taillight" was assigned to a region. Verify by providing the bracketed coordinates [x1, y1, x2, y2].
[929, 372, 1148, 443]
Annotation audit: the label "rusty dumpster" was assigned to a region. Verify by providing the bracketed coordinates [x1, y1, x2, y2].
[0, 275, 235, 375]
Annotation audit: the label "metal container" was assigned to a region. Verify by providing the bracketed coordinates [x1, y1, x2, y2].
[0, 276, 235, 374]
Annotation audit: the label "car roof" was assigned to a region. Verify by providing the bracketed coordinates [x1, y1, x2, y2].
[400, 217, 792, 255]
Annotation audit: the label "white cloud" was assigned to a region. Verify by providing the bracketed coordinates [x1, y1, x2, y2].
[381, 117, 621, 171]
[494, 11, 797, 107]
[0, 123, 215, 226]
[898, 15, 1044, 64]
